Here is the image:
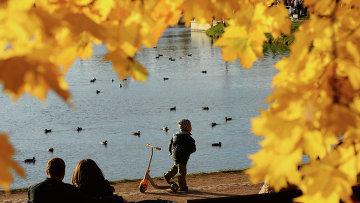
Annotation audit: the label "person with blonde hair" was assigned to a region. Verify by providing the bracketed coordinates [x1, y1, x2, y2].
[164, 119, 196, 192]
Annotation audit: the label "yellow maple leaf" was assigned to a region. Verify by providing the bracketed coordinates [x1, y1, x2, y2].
[93, 0, 114, 20]
[180, 0, 216, 26]
[74, 0, 94, 6]
[215, 20, 264, 68]
[105, 49, 148, 81]
[298, 145, 357, 203]
[0, 56, 70, 101]
[0, 133, 25, 191]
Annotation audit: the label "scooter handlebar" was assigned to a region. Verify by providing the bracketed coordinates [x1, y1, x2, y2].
[145, 143, 161, 151]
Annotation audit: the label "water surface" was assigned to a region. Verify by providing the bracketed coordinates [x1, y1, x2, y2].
[0, 27, 280, 189]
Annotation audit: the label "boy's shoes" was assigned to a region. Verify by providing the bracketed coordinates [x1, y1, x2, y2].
[179, 187, 188, 192]
[164, 173, 171, 184]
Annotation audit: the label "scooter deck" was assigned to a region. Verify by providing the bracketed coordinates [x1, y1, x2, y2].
[145, 173, 172, 189]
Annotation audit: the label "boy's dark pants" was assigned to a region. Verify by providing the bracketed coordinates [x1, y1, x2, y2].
[164, 164, 187, 190]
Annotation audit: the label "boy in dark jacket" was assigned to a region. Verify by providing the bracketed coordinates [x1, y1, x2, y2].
[164, 119, 196, 192]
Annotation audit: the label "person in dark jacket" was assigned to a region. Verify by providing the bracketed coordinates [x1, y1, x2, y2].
[28, 157, 93, 203]
[71, 159, 126, 203]
[164, 119, 196, 192]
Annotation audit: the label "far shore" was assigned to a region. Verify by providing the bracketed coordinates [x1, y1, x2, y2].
[0, 168, 262, 203]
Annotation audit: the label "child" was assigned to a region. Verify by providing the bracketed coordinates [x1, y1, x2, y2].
[164, 119, 196, 192]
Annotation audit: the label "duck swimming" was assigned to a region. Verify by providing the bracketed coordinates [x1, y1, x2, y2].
[211, 122, 218, 127]
[101, 140, 108, 146]
[162, 126, 169, 132]
[44, 129, 52, 134]
[24, 157, 36, 163]
[212, 142, 222, 147]
[225, 117, 232, 122]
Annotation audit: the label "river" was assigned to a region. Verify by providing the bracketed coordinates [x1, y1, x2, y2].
[0, 26, 280, 189]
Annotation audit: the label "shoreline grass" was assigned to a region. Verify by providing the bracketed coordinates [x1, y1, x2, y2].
[205, 23, 225, 39]
[206, 20, 303, 55]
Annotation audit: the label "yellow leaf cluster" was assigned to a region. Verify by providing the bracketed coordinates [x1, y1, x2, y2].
[0, 0, 290, 99]
[180, 0, 238, 26]
[0, 133, 25, 191]
[215, 2, 290, 68]
[247, 1, 360, 202]
[0, 0, 183, 100]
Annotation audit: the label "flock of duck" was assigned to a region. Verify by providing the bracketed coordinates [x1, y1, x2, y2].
[23, 52, 233, 164]
[166, 105, 232, 148]
[155, 53, 192, 61]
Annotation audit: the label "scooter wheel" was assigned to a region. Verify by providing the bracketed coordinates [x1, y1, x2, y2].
[170, 183, 179, 192]
[139, 184, 147, 193]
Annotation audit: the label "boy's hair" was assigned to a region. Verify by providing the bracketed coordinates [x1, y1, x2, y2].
[46, 157, 65, 178]
[178, 119, 192, 132]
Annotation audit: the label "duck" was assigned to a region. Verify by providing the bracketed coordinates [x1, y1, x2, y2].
[188, 54, 192, 56]
[96, 90, 101, 94]
[132, 131, 141, 136]
[48, 148, 54, 153]
[101, 140, 108, 146]
[225, 117, 232, 122]
[123, 78, 128, 81]
[163, 77, 169, 81]
[155, 56, 160, 59]
[158, 54, 163, 57]
[170, 106, 176, 111]
[76, 127, 82, 132]
[202, 106, 209, 111]
[90, 78, 96, 83]
[111, 79, 114, 82]
[44, 129, 52, 134]
[211, 122, 218, 127]
[162, 126, 169, 132]
[119, 84, 123, 88]
[212, 142, 222, 147]
[201, 70, 207, 74]
[24, 157, 36, 164]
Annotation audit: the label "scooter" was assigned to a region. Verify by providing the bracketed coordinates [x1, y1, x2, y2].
[139, 143, 179, 193]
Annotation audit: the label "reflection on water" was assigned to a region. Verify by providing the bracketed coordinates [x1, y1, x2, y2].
[0, 26, 281, 189]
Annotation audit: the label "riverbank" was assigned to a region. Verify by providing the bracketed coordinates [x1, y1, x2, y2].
[0, 169, 262, 203]
[206, 21, 303, 54]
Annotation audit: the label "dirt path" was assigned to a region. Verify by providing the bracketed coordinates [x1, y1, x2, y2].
[0, 170, 262, 203]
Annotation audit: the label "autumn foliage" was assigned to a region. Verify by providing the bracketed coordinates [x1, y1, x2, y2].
[0, 0, 359, 202]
